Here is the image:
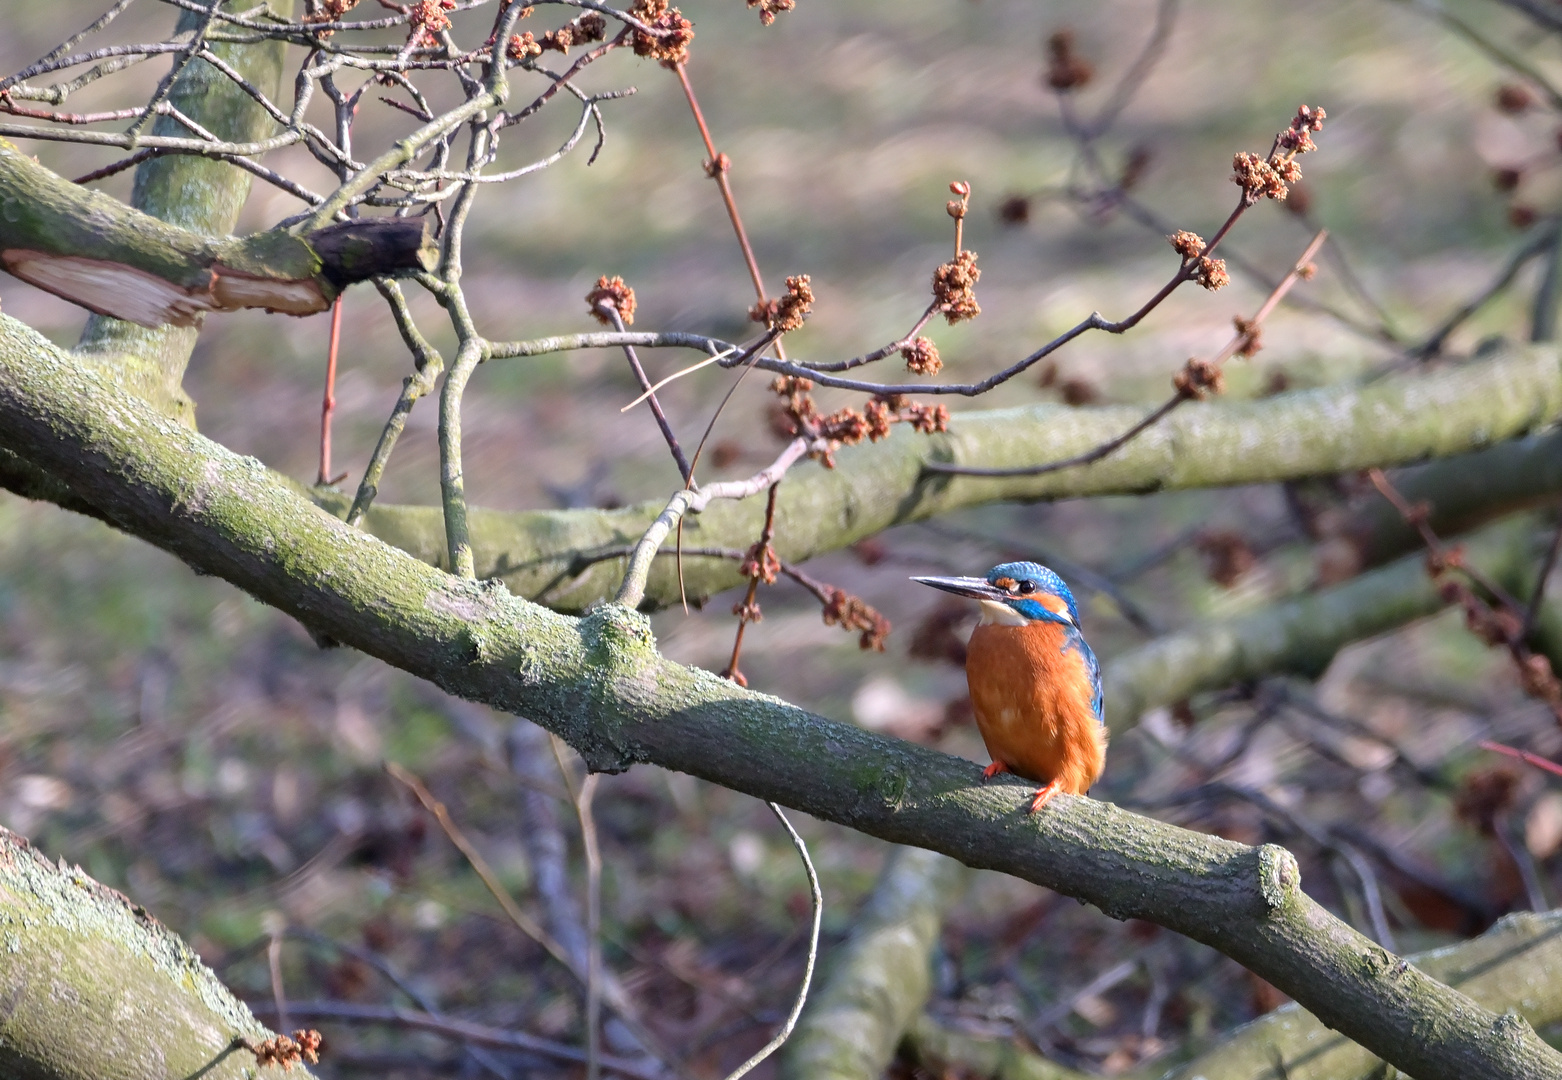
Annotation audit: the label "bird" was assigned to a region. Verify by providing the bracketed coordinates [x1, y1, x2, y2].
[912, 561, 1105, 813]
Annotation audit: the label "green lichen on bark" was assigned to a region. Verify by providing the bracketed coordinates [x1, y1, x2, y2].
[0, 827, 306, 1080]
[0, 314, 1557, 1078]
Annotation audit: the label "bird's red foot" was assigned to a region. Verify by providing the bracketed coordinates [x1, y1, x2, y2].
[981, 761, 1012, 782]
[1027, 779, 1064, 815]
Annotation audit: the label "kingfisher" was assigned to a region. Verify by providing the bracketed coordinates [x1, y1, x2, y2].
[912, 562, 1105, 813]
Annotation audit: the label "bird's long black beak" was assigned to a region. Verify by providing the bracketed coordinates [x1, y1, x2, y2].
[911, 575, 1006, 601]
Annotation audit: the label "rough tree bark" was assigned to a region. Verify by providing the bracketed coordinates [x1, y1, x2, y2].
[0, 826, 311, 1080]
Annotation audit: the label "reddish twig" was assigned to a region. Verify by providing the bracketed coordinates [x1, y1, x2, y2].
[723, 482, 781, 687]
[1479, 739, 1562, 780]
[317, 295, 348, 487]
[672, 61, 788, 361]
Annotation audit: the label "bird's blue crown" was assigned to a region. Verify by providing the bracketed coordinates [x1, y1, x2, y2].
[985, 561, 1081, 626]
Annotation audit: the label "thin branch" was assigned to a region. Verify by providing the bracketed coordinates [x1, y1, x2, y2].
[927, 229, 1327, 477]
[601, 304, 692, 482]
[614, 436, 816, 609]
[384, 762, 576, 970]
[721, 802, 822, 1080]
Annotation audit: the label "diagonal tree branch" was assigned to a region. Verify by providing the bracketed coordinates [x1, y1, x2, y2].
[0, 318, 1558, 1079]
[0, 825, 316, 1080]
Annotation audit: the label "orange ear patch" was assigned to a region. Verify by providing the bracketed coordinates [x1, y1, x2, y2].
[1038, 594, 1070, 617]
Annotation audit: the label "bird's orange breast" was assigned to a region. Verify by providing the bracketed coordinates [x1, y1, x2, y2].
[965, 621, 1105, 796]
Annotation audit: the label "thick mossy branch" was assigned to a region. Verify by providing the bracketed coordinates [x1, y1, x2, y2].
[0, 826, 310, 1080]
[0, 318, 1557, 1079]
[309, 345, 1562, 611]
[0, 142, 436, 327]
[1103, 515, 1551, 726]
[779, 848, 966, 1080]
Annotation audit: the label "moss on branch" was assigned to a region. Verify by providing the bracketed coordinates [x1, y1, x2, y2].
[0, 826, 310, 1080]
[779, 847, 966, 1080]
[0, 316, 1558, 1079]
[308, 345, 1562, 612]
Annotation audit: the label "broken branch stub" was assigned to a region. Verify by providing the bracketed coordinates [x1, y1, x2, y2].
[0, 140, 436, 326]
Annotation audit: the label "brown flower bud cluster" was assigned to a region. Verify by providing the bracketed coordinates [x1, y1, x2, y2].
[821, 587, 891, 651]
[630, 0, 694, 65]
[408, 0, 456, 45]
[740, 538, 781, 585]
[901, 336, 942, 375]
[752, 275, 814, 331]
[1166, 232, 1227, 291]
[746, 0, 796, 26]
[1231, 104, 1325, 205]
[770, 378, 947, 466]
[539, 12, 607, 52]
[507, 31, 541, 59]
[1167, 230, 1205, 259]
[302, 0, 361, 35]
[248, 1030, 323, 1071]
[1172, 356, 1224, 400]
[1194, 256, 1229, 291]
[1045, 29, 1093, 91]
[1231, 315, 1262, 358]
[773, 275, 813, 332]
[586, 275, 636, 325]
[933, 250, 981, 323]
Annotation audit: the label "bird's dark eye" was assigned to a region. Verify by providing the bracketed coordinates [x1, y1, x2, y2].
[1016, 579, 1035, 594]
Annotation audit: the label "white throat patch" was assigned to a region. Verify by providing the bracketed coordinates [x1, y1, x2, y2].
[978, 599, 1029, 626]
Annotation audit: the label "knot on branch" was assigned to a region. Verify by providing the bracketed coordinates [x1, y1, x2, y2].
[1257, 844, 1300, 912]
[704, 151, 731, 177]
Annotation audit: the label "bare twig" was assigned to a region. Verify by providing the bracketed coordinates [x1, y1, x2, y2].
[927, 229, 1327, 477]
[720, 802, 822, 1080]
